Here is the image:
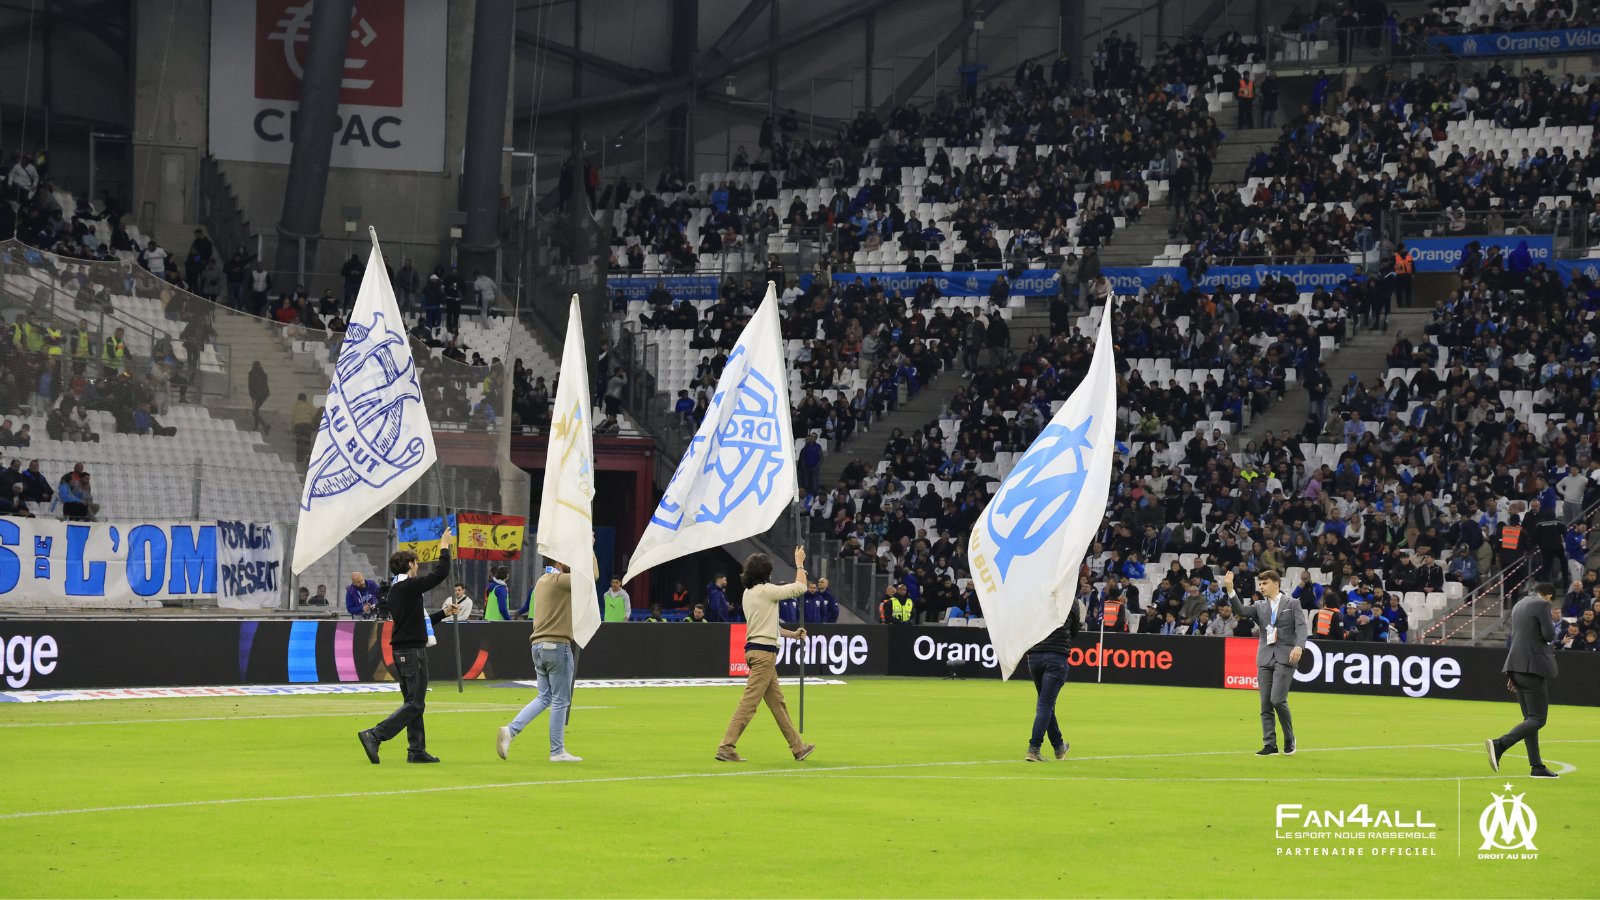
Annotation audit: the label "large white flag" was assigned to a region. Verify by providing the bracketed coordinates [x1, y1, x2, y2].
[540, 295, 602, 648]
[969, 301, 1118, 679]
[623, 284, 796, 582]
[292, 230, 437, 575]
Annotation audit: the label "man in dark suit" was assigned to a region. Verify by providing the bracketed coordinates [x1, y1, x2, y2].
[358, 529, 458, 764]
[1224, 569, 1307, 756]
[1487, 583, 1561, 778]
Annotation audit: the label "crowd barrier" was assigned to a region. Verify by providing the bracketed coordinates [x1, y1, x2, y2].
[0, 621, 1594, 706]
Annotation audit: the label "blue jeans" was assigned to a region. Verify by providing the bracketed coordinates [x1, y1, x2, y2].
[1027, 651, 1068, 751]
[508, 642, 574, 754]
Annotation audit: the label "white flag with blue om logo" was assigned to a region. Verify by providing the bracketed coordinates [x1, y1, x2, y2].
[292, 230, 437, 575]
[623, 284, 796, 582]
[540, 295, 602, 648]
[969, 301, 1118, 679]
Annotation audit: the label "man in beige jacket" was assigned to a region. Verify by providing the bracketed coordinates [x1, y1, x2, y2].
[717, 545, 815, 762]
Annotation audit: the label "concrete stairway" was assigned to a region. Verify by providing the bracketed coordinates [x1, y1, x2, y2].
[818, 366, 956, 486]
[207, 313, 333, 465]
[1239, 307, 1431, 443]
[1097, 206, 1179, 266]
[1213, 127, 1282, 183]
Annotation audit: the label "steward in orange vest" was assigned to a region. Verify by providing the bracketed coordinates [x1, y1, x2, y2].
[1312, 601, 1345, 640]
[1099, 597, 1126, 632]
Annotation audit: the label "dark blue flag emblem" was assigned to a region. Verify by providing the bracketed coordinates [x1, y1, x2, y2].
[301, 312, 428, 509]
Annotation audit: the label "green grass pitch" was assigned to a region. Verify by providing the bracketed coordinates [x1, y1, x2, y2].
[1, 678, 1592, 897]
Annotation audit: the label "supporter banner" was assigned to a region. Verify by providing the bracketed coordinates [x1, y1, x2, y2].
[209, 0, 448, 171]
[0, 519, 221, 605]
[1100, 265, 1356, 293]
[455, 512, 526, 561]
[395, 515, 455, 563]
[608, 275, 722, 303]
[1405, 235, 1553, 272]
[1427, 27, 1600, 58]
[831, 269, 1062, 297]
[215, 521, 283, 610]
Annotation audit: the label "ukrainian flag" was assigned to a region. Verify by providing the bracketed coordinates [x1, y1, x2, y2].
[396, 514, 455, 562]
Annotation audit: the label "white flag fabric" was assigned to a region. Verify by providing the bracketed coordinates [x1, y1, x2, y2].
[292, 230, 437, 575]
[623, 284, 796, 582]
[969, 301, 1119, 679]
[539, 295, 602, 648]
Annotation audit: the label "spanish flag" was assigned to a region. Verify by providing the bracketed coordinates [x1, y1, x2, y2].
[456, 512, 527, 561]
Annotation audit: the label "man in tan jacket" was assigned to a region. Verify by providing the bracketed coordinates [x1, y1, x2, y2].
[717, 545, 815, 762]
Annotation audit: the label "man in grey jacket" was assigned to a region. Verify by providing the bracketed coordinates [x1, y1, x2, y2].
[1224, 569, 1307, 756]
[1487, 583, 1561, 778]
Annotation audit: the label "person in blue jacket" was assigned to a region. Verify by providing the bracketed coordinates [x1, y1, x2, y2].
[817, 578, 839, 622]
[801, 581, 822, 624]
[345, 571, 379, 619]
[706, 575, 731, 622]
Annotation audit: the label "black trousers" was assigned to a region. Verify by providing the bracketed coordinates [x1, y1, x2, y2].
[373, 645, 429, 753]
[1498, 671, 1548, 767]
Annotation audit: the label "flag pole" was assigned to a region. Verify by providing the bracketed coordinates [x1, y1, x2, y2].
[1097, 622, 1105, 683]
[793, 501, 805, 734]
[449, 508, 464, 694]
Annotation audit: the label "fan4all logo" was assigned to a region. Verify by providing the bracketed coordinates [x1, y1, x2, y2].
[650, 345, 787, 531]
[1477, 786, 1539, 860]
[302, 312, 427, 508]
[1272, 803, 1440, 857]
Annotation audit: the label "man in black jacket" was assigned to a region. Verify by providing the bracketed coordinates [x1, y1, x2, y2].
[1487, 583, 1561, 778]
[359, 530, 458, 764]
[1023, 604, 1081, 762]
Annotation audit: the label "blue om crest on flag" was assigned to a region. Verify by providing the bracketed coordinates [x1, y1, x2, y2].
[302, 312, 428, 509]
[985, 416, 1096, 578]
[650, 346, 788, 530]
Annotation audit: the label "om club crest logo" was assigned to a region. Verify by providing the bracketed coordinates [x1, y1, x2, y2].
[302, 311, 427, 509]
[984, 416, 1096, 578]
[650, 345, 787, 530]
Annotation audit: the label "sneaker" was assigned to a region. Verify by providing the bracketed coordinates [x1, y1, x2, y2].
[549, 751, 583, 762]
[1255, 745, 1279, 756]
[714, 749, 746, 762]
[1284, 740, 1297, 756]
[1485, 738, 1502, 773]
[1025, 748, 1044, 762]
[406, 751, 440, 763]
[496, 726, 512, 760]
[1054, 743, 1069, 760]
[357, 729, 381, 765]
[1529, 766, 1559, 779]
[794, 743, 817, 761]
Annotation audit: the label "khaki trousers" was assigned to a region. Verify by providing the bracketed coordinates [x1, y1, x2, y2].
[719, 650, 804, 754]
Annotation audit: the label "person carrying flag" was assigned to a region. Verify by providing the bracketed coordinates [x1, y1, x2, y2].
[716, 546, 815, 763]
[358, 528, 458, 764]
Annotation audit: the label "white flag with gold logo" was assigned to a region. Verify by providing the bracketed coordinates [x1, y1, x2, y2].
[539, 295, 601, 647]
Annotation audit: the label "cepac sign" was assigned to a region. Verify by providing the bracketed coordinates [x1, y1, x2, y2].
[209, 0, 447, 172]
